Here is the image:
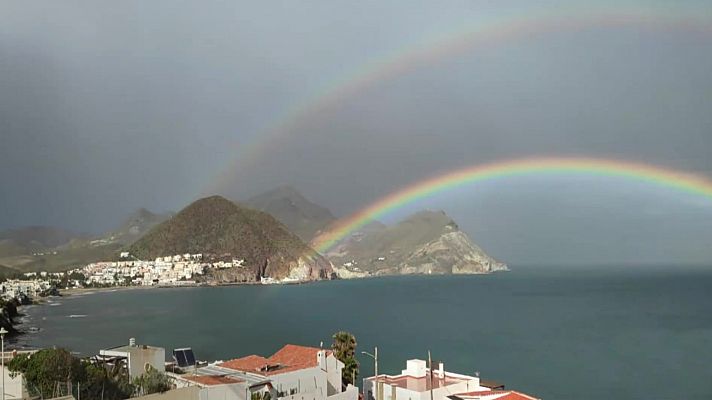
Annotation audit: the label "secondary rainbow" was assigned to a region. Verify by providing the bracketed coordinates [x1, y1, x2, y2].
[312, 157, 712, 253]
[209, 6, 712, 194]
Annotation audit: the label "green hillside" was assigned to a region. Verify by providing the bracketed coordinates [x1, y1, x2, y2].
[14, 243, 123, 273]
[129, 196, 332, 279]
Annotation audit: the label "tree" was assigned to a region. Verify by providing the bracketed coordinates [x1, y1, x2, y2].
[332, 331, 359, 388]
[80, 362, 133, 400]
[252, 391, 272, 400]
[133, 365, 172, 396]
[7, 348, 83, 398]
[8, 348, 134, 400]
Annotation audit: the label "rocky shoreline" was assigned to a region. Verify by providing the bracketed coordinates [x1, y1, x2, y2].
[0, 295, 33, 336]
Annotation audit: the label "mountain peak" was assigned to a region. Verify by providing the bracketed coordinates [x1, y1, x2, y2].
[186, 195, 234, 209]
[106, 207, 173, 245]
[399, 209, 459, 231]
[262, 185, 304, 198]
[246, 187, 336, 241]
[128, 196, 333, 281]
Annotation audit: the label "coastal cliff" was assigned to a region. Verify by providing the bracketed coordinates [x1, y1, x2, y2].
[327, 210, 506, 278]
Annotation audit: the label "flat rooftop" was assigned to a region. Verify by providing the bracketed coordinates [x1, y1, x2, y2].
[195, 364, 272, 387]
[181, 374, 244, 386]
[371, 373, 470, 392]
[101, 344, 164, 354]
[103, 343, 163, 351]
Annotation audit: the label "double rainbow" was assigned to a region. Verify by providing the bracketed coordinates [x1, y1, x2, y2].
[210, 6, 712, 193]
[312, 157, 712, 253]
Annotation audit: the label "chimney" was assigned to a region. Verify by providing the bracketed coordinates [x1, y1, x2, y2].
[438, 362, 444, 379]
[317, 350, 327, 370]
[129, 338, 136, 347]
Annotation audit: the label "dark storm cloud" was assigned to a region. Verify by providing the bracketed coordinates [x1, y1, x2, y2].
[217, 20, 712, 264]
[0, 0, 488, 232]
[2, 0, 712, 264]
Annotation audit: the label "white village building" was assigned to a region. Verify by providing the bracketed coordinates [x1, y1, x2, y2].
[363, 360, 494, 400]
[165, 344, 358, 400]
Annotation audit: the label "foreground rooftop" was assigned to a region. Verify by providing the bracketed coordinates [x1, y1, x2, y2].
[219, 344, 331, 376]
[450, 390, 540, 400]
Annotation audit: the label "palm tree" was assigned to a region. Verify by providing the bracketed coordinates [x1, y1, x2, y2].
[332, 331, 359, 387]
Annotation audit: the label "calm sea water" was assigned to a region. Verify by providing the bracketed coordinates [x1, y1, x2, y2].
[16, 266, 712, 400]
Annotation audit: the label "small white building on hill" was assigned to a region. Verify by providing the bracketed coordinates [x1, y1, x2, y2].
[99, 339, 166, 379]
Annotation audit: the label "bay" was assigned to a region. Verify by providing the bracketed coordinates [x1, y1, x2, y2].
[17, 266, 712, 399]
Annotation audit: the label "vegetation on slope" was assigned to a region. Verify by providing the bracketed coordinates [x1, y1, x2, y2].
[0, 264, 21, 279]
[0, 226, 82, 250]
[129, 195, 331, 279]
[8, 348, 170, 399]
[0, 226, 85, 264]
[0, 208, 167, 272]
[13, 243, 123, 273]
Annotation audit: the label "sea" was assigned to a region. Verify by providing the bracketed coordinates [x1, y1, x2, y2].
[14, 266, 712, 400]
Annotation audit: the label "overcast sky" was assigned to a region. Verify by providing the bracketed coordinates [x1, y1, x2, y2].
[2, 0, 712, 265]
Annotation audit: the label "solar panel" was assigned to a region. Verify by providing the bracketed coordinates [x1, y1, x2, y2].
[174, 349, 188, 367]
[185, 349, 196, 366]
[173, 348, 197, 368]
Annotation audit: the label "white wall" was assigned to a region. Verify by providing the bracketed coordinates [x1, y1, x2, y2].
[0, 366, 30, 400]
[324, 353, 343, 396]
[135, 386, 201, 399]
[199, 383, 248, 400]
[327, 385, 358, 400]
[380, 377, 484, 400]
[270, 358, 353, 400]
[128, 347, 166, 378]
[364, 369, 484, 400]
[102, 346, 166, 379]
[272, 367, 327, 400]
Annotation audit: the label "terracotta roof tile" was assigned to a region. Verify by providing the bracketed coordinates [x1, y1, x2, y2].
[270, 344, 324, 368]
[453, 390, 539, 400]
[219, 355, 270, 373]
[496, 392, 539, 400]
[219, 345, 330, 376]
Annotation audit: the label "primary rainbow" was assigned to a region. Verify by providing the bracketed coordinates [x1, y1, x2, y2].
[312, 157, 712, 253]
[209, 5, 712, 193]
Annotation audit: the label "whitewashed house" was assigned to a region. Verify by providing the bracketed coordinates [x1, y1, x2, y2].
[99, 339, 166, 379]
[218, 344, 356, 400]
[363, 360, 488, 400]
[174, 344, 358, 400]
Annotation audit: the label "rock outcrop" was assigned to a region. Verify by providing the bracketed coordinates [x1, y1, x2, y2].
[326, 210, 506, 277]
